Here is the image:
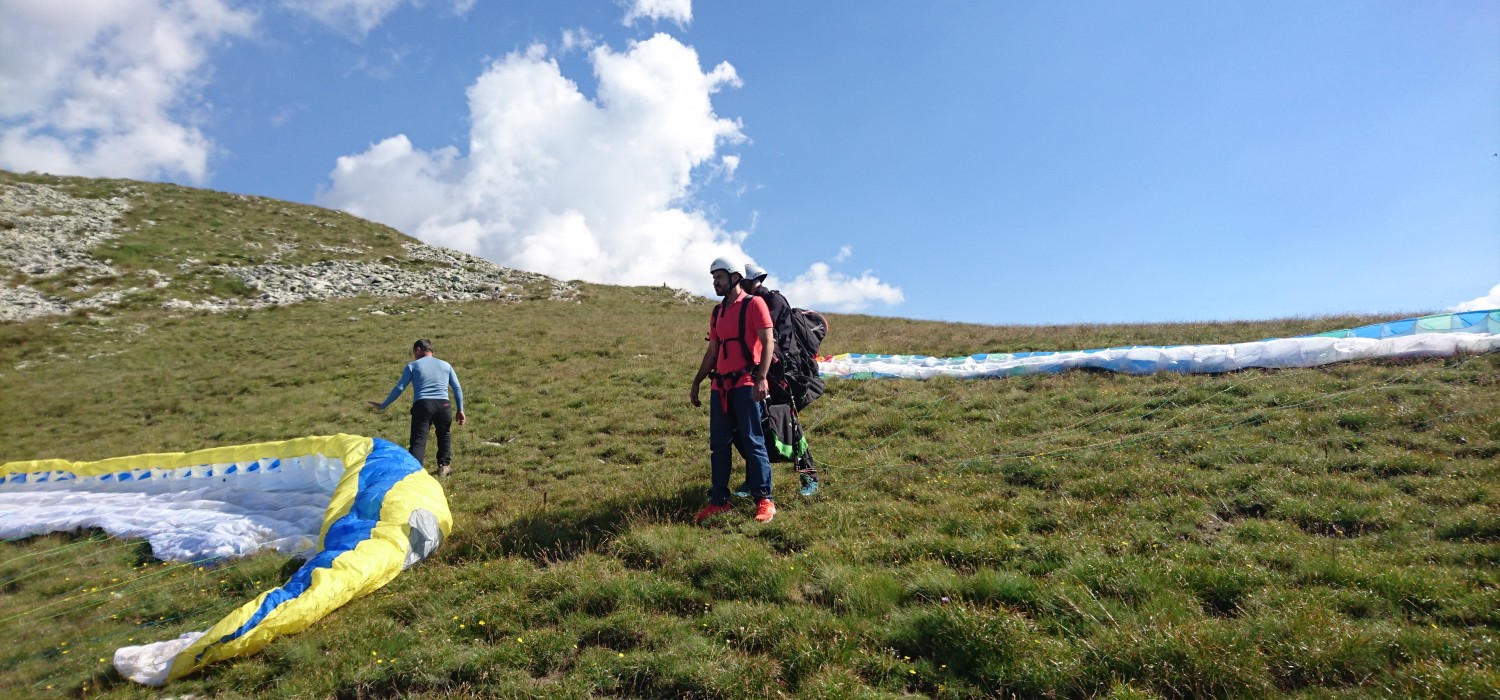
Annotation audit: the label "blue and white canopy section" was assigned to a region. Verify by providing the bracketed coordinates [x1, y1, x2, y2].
[819, 310, 1500, 381]
[0, 434, 452, 685]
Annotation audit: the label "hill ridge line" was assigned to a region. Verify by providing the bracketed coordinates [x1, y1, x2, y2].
[0, 176, 579, 322]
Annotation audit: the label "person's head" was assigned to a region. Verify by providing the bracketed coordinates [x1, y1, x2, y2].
[741, 262, 768, 293]
[708, 257, 742, 298]
[412, 338, 433, 358]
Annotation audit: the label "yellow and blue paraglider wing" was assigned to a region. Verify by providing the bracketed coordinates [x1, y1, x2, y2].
[0, 434, 451, 686]
[162, 437, 450, 681]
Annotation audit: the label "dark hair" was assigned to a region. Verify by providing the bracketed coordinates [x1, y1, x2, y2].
[413, 338, 433, 352]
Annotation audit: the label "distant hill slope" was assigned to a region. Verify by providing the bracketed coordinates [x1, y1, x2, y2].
[0, 170, 578, 321]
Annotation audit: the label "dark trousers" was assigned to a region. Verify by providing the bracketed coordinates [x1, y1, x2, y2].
[709, 386, 772, 504]
[409, 399, 453, 466]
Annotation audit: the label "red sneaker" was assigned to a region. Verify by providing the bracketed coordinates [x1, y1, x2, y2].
[695, 502, 733, 524]
[754, 499, 777, 523]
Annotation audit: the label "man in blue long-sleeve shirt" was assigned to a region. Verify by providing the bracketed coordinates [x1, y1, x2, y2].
[370, 338, 467, 476]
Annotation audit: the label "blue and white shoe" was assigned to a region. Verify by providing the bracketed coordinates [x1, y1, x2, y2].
[733, 482, 751, 498]
[798, 477, 820, 497]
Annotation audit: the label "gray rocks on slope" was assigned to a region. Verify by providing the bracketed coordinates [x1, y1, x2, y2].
[0, 182, 130, 279]
[1, 181, 577, 321]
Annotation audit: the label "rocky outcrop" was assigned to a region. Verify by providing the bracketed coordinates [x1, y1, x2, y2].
[0, 180, 577, 321]
[0, 182, 130, 279]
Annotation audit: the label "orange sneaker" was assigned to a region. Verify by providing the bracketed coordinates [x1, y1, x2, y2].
[695, 502, 733, 524]
[754, 499, 777, 523]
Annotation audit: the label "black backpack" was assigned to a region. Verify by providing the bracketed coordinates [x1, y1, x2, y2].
[755, 289, 828, 409]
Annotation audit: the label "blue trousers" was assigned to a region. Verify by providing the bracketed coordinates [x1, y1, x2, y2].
[709, 386, 773, 504]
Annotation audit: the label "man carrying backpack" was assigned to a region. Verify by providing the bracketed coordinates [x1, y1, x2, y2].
[690, 258, 778, 524]
[740, 263, 821, 496]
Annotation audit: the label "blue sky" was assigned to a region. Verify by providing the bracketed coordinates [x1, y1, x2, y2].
[2, 0, 1496, 325]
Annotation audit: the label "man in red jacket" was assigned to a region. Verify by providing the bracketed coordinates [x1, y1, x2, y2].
[689, 257, 777, 523]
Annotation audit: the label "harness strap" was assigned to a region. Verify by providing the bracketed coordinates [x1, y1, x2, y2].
[721, 299, 753, 364]
[711, 297, 762, 410]
[713, 297, 756, 367]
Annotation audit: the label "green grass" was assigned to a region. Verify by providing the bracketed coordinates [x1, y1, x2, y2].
[1, 179, 1498, 698]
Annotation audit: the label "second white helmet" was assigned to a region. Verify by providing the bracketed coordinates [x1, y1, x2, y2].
[744, 263, 768, 282]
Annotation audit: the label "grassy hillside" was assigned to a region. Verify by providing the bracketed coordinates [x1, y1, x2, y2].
[1, 180, 1497, 698]
[0, 170, 565, 320]
[2, 170, 395, 307]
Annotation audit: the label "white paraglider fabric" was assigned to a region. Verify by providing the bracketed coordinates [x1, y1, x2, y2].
[820, 311, 1500, 381]
[115, 632, 205, 686]
[0, 453, 343, 561]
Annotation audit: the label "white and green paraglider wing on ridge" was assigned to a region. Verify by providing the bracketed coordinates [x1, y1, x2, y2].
[818, 310, 1500, 381]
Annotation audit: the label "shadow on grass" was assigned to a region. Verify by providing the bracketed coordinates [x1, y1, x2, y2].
[449, 485, 706, 564]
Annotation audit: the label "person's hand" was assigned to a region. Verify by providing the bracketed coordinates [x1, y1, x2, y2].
[752, 376, 769, 403]
[456, 410, 467, 426]
[689, 382, 701, 408]
[367, 401, 384, 410]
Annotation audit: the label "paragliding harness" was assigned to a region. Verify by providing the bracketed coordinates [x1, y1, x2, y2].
[708, 298, 760, 404]
[727, 287, 829, 488]
[709, 292, 828, 404]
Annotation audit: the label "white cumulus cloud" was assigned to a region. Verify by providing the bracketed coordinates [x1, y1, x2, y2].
[1450, 282, 1500, 312]
[315, 31, 901, 309]
[0, 0, 254, 182]
[318, 34, 746, 289]
[623, 0, 692, 27]
[779, 262, 904, 313]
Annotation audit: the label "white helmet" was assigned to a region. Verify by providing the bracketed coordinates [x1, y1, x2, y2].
[709, 257, 740, 277]
[744, 263, 768, 282]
